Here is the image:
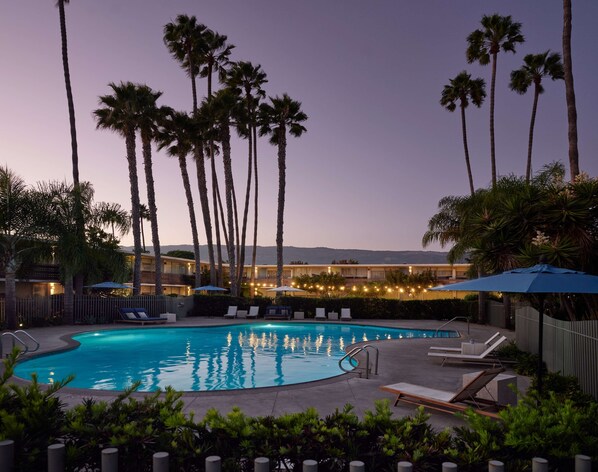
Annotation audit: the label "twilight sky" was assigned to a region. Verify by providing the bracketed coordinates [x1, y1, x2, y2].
[2, 1, 597, 252]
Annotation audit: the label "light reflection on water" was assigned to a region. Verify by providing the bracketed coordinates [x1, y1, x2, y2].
[15, 323, 456, 392]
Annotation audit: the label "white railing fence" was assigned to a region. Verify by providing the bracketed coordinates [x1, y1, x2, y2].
[516, 306, 598, 399]
[0, 440, 593, 472]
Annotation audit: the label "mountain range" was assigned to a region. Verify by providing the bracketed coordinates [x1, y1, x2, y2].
[125, 245, 455, 265]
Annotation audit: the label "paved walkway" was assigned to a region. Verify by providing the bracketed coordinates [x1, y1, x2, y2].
[5, 318, 517, 429]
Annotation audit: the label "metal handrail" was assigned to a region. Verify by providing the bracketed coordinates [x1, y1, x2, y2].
[339, 344, 379, 379]
[1, 330, 40, 357]
[435, 316, 470, 337]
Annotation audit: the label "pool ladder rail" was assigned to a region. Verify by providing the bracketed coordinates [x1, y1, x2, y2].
[339, 344, 379, 379]
[1, 330, 40, 357]
[435, 316, 470, 337]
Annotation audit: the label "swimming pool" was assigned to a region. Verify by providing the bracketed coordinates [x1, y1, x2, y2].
[15, 323, 457, 392]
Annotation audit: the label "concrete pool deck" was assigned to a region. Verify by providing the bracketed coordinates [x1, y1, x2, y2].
[4, 318, 518, 429]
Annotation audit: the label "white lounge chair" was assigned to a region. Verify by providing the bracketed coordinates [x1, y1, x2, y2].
[429, 332, 501, 353]
[223, 306, 238, 319]
[314, 308, 326, 320]
[247, 306, 259, 319]
[340, 308, 352, 321]
[428, 336, 508, 366]
[380, 367, 504, 418]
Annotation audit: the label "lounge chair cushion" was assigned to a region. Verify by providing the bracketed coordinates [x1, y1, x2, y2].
[124, 311, 137, 320]
[137, 311, 148, 319]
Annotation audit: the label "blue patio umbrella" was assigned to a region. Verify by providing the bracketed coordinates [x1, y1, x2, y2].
[192, 285, 227, 292]
[86, 281, 132, 290]
[431, 263, 598, 393]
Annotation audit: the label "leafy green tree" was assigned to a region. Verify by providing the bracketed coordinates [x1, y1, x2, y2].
[292, 272, 346, 292]
[93, 82, 144, 294]
[466, 14, 524, 187]
[259, 94, 307, 287]
[440, 71, 486, 195]
[226, 61, 268, 293]
[165, 250, 195, 260]
[510, 51, 564, 182]
[562, 0, 579, 181]
[0, 167, 44, 329]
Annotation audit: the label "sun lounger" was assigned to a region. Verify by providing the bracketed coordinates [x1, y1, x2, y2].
[427, 336, 507, 366]
[264, 306, 291, 320]
[380, 367, 505, 418]
[429, 332, 501, 353]
[247, 306, 260, 319]
[340, 308, 352, 321]
[116, 307, 167, 325]
[315, 308, 326, 320]
[224, 306, 238, 319]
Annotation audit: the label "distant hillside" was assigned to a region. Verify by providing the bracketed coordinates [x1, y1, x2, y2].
[124, 245, 457, 265]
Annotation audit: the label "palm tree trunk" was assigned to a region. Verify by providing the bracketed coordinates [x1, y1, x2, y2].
[276, 127, 287, 287]
[193, 146, 216, 285]
[125, 129, 143, 295]
[460, 104, 475, 195]
[526, 86, 540, 183]
[5, 256, 18, 330]
[490, 52, 498, 188]
[63, 270, 74, 325]
[563, 0, 580, 181]
[237, 125, 253, 293]
[178, 154, 202, 287]
[250, 125, 259, 295]
[211, 154, 224, 285]
[141, 135, 162, 295]
[221, 124, 238, 296]
[140, 214, 146, 251]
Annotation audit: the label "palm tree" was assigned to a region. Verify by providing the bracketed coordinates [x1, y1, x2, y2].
[198, 28, 235, 286]
[163, 15, 216, 283]
[156, 109, 203, 287]
[135, 84, 167, 295]
[0, 167, 44, 329]
[440, 71, 486, 195]
[563, 0, 579, 181]
[510, 51, 564, 182]
[226, 61, 268, 292]
[200, 90, 240, 295]
[96, 202, 131, 242]
[466, 14, 524, 187]
[138, 203, 150, 252]
[93, 82, 143, 295]
[55, 0, 80, 188]
[259, 94, 307, 287]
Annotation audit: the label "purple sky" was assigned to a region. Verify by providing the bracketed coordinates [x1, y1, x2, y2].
[2, 1, 597, 252]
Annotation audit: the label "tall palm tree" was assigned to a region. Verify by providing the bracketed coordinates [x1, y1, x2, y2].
[55, 0, 79, 187]
[226, 61, 268, 292]
[156, 110, 203, 287]
[440, 71, 486, 195]
[466, 14, 524, 187]
[0, 167, 44, 329]
[563, 0, 579, 181]
[200, 90, 240, 295]
[198, 28, 235, 286]
[93, 82, 143, 294]
[259, 94, 307, 287]
[96, 202, 130, 242]
[135, 84, 167, 295]
[163, 15, 216, 282]
[510, 51, 564, 182]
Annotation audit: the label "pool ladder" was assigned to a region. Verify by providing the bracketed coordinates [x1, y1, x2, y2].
[435, 316, 470, 337]
[339, 344, 379, 379]
[1, 330, 40, 357]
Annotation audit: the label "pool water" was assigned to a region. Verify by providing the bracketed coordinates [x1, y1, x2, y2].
[15, 323, 457, 392]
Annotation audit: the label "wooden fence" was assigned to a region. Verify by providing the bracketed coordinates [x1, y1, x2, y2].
[0, 295, 187, 327]
[0, 440, 593, 472]
[516, 306, 598, 399]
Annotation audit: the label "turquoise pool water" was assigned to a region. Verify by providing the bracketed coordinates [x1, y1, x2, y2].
[15, 323, 457, 392]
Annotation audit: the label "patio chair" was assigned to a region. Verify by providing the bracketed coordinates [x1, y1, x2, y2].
[315, 308, 326, 320]
[247, 306, 260, 319]
[427, 336, 508, 366]
[116, 307, 167, 326]
[380, 367, 505, 418]
[429, 332, 501, 353]
[224, 306, 238, 319]
[340, 308, 352, 321]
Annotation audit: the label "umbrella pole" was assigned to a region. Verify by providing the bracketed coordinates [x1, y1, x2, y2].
[537, 294, 545, 396]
